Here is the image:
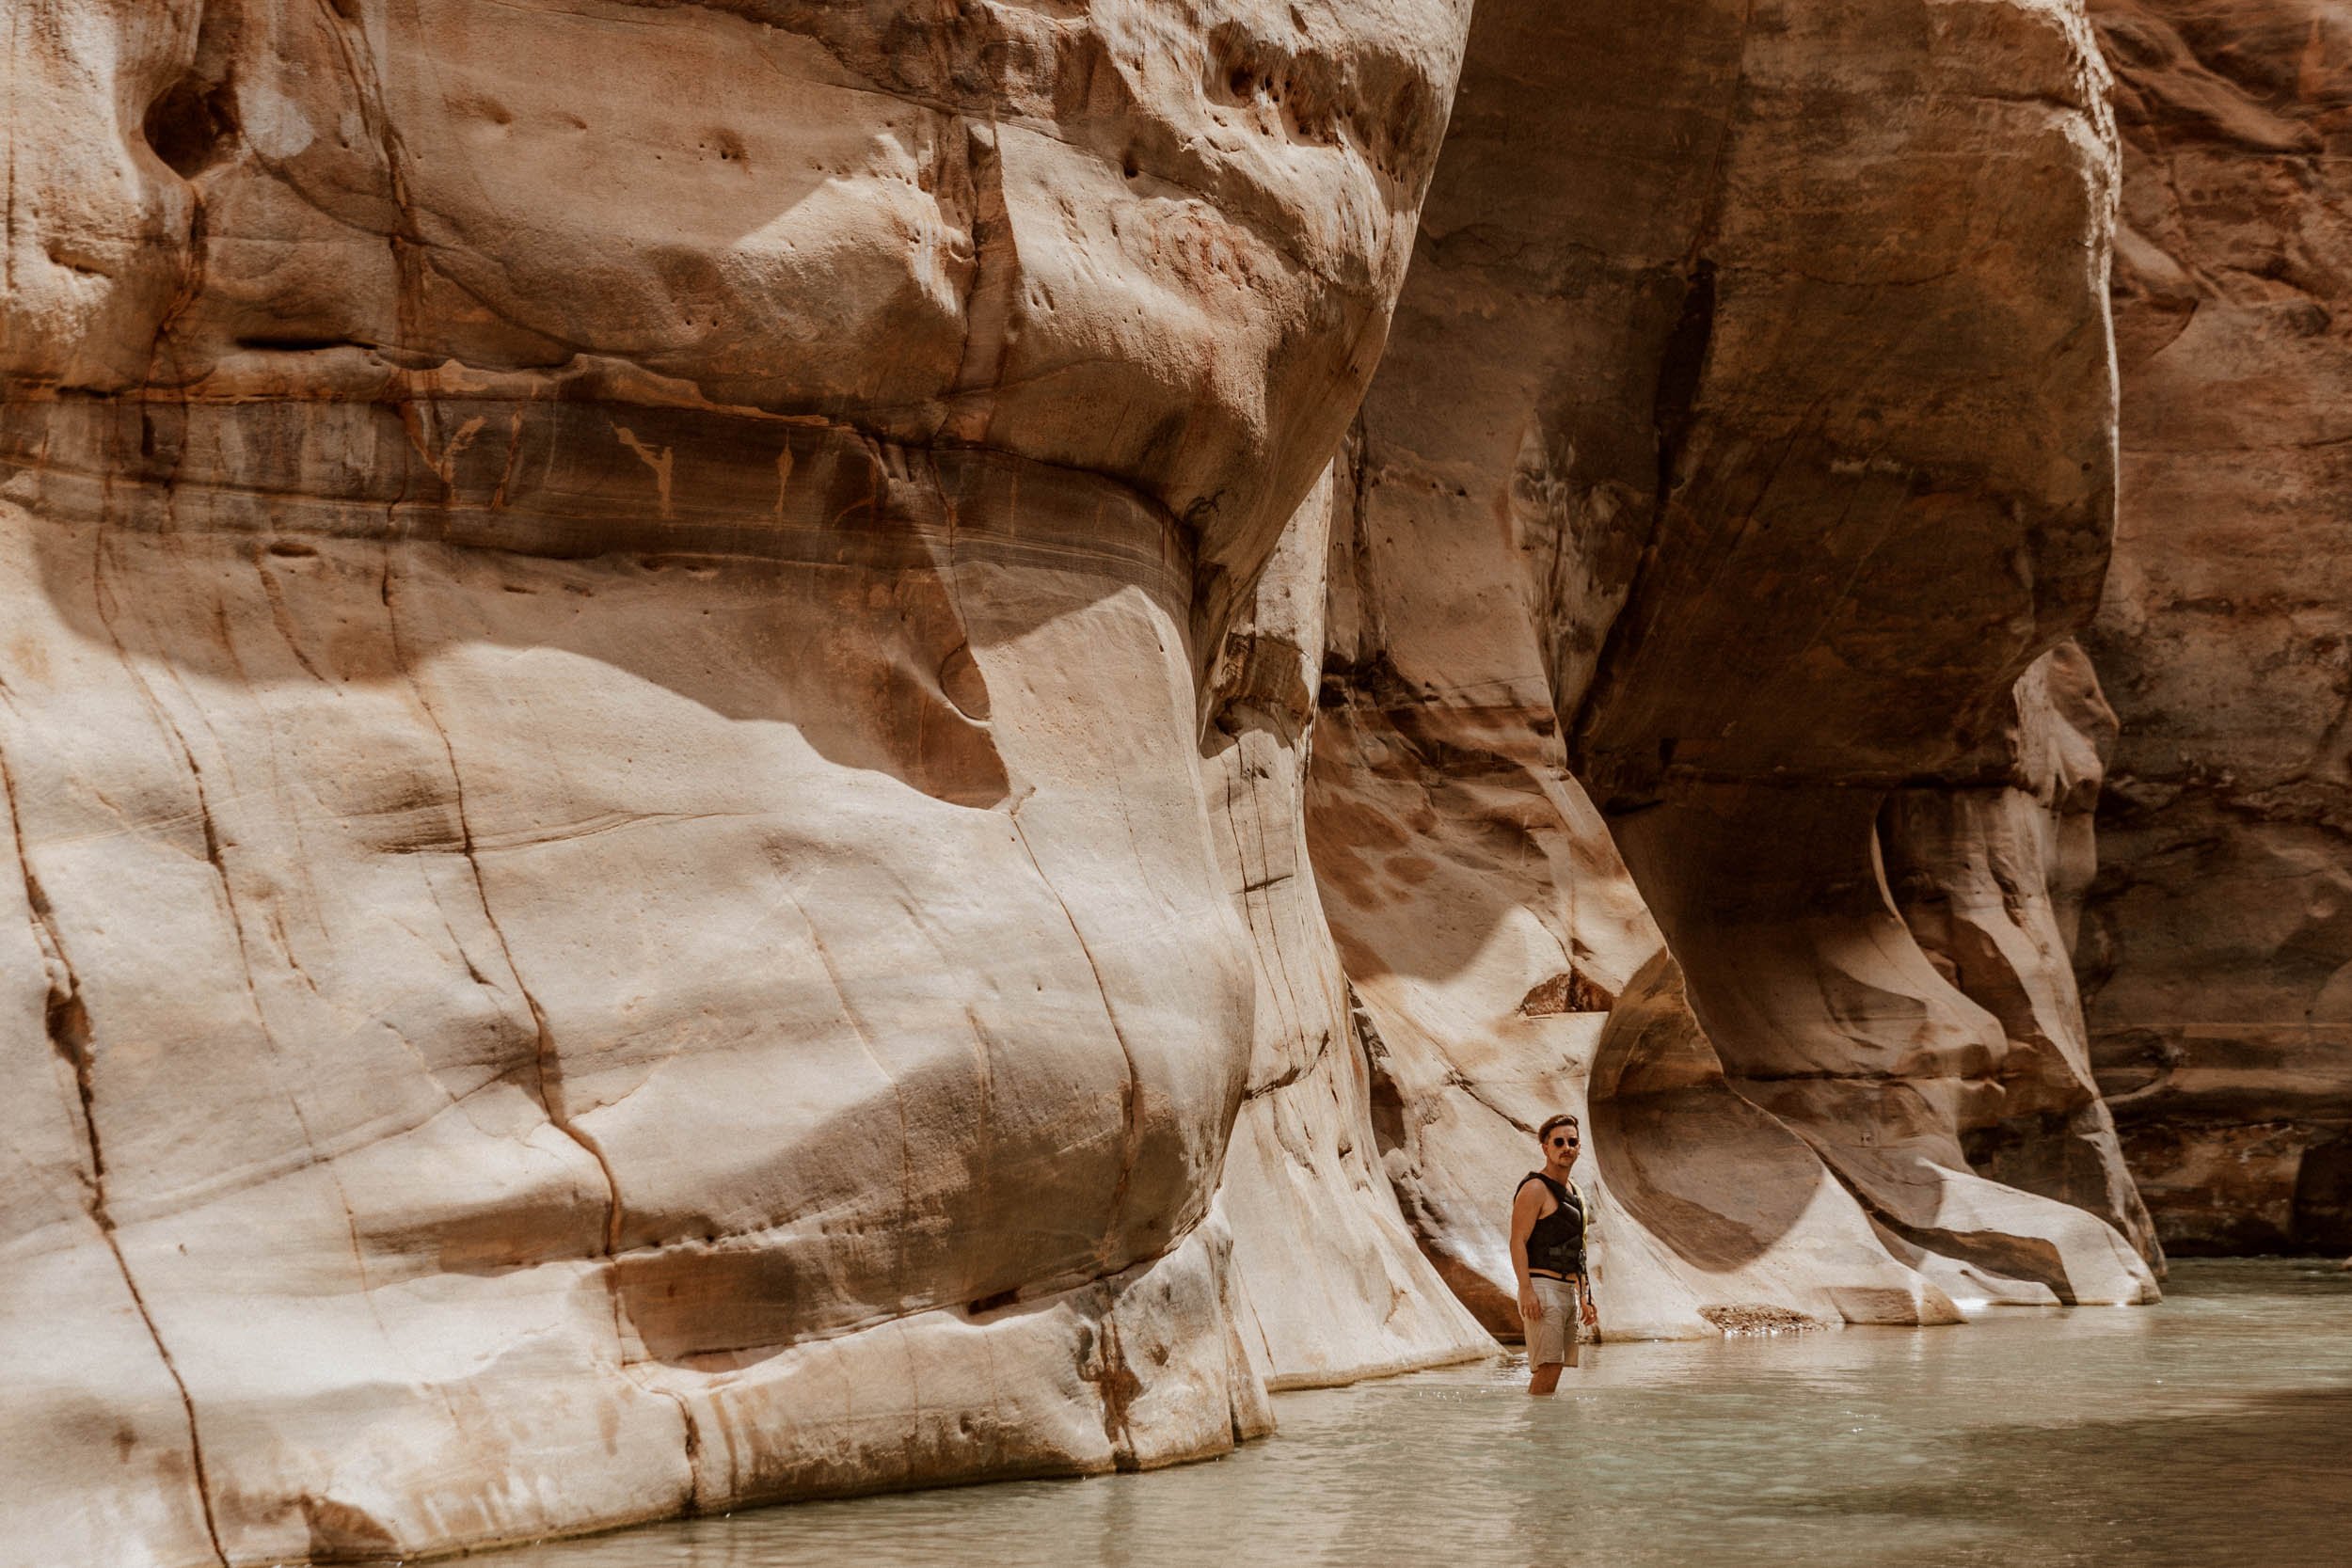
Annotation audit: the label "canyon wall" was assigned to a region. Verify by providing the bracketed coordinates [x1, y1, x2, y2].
[0, 3, 1473, 1561]
[1204, 470, 1495, 1386]
[0, 0, 2209, 1563]
[1329, 0, 2155, 1329]
[2084, 0, 2352, 1256]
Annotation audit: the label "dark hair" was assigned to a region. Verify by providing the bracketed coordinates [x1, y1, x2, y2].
[1537, 1114, 1580, 1143]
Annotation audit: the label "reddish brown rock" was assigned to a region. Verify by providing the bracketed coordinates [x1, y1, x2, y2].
[1562, 0, 2154, 1307]
[1330, 0, 2154, 1320]
[2084, 0, 2352, 1256]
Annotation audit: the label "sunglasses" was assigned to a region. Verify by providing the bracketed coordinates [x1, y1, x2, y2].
[1547, 1135, 1580, 1148]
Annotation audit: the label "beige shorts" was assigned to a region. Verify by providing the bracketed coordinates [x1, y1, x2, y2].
[1527, 1275, 1583, 1367]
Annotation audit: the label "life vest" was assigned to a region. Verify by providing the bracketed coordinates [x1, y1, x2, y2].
[1520, 1171, 1586, 1276]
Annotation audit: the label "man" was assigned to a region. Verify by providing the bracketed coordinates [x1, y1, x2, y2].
[1510, 1113, 1598, 1394]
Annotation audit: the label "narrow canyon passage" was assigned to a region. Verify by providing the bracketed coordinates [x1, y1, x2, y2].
[4, 0, 2347, 1561]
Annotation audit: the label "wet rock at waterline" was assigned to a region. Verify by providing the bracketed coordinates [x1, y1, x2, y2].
[0, 0, 2280, 1562]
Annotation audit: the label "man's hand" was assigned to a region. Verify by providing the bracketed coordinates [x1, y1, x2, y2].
[1518, 1287, 1542, 1323]
[1580, 1291, 1598, 1328]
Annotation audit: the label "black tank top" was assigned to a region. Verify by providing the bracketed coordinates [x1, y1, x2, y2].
[1520, 1172, 1586, 1277]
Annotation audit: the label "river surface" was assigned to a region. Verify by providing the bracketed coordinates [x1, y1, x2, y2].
[490, 1259, 2350, 1568]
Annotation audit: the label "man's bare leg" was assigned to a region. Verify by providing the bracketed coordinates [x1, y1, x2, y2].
[1529, 1362, 1564, 1395]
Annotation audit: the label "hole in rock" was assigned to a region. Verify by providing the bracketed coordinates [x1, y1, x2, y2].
[1518, 969, 1616, 1017]
[141, 72, 238, 179]
[234, 334, 364, 355]
[2292, 1135, 2352, 1253]
[937, 643, 993, 721]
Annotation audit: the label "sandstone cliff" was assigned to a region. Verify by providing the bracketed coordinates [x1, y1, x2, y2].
[0, 3, 1470, 1560]
[1331, 0, 2155, 1326]
[0, 2, 2198, 1564]
[2084, 0, 2352, 1256]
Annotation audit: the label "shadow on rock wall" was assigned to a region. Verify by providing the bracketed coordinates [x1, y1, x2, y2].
[1295, 0, 2160, 1348]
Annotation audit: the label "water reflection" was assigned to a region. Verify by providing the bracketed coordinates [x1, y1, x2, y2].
[488, 1261, 2349, 1568]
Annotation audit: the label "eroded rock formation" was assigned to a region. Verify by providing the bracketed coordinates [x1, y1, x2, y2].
[0, 2, 1470, 1560]
[1883, 642, 2158, 1264]
[0, 0, 2232, 1563]
[1308, 420, 1963, 1337]
[2085, 0, 2352, 1255]
[1324, 0, 2155, 1328]
[1205, 469, 1493, 1385]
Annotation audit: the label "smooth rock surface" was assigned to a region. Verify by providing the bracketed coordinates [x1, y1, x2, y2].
[1558, 0, 2157, 1308]
[1882, 642, 2161, 1266]
[1204, 470, 1495, 1386]
[0, 1, 1470, 1560]
[1309, 408, 1959, 1340]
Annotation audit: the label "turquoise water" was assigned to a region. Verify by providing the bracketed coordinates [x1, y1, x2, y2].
[488, 1259, 2351, 1568]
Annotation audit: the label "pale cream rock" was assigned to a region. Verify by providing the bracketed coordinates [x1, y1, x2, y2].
[1883, 642, 2159, 1267]
[1202, 471, 1495, 1386]
[0, 0, 1471, 1561]
[1309, 412, 1961, 1341]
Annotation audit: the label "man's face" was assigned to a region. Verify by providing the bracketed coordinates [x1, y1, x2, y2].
[1544, 1125, 1581, 1165]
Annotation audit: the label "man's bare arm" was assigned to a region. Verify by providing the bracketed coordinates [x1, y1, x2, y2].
[1581, 1189, 1599, 1325]
[1509, 1179, 1547, 1324]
